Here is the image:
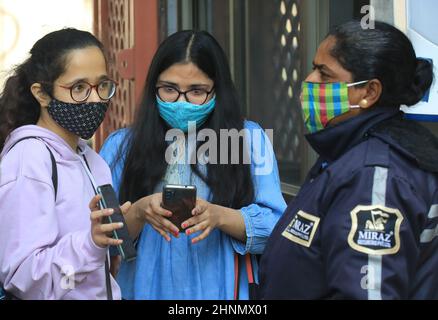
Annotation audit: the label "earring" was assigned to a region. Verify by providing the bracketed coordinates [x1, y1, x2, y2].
[359, 99, 368, 108]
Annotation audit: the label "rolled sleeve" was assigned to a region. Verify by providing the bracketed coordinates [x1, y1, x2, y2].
[232, 204, 284, 255]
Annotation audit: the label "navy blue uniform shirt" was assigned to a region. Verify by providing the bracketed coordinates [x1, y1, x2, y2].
[259, 107, 438, 299]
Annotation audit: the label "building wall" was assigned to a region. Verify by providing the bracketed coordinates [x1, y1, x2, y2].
[0, 0, 94, 90]
[371, 0, 394, 24]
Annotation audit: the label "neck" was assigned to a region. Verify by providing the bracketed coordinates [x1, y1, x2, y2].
[37, 115, 79, 151]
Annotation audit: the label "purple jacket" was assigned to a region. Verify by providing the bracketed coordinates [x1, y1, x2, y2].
[0, 125, 121, 300]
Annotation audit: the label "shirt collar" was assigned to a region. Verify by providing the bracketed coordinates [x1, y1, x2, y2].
[305, 107, 402, 162]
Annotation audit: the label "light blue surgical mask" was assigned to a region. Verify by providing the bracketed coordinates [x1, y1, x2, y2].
[156, 96, 216, 132]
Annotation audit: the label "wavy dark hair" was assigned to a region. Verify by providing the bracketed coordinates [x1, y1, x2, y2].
[0, 28, 104, 149]
[118, 30, 255, 209]
[328, 20, 434, 108]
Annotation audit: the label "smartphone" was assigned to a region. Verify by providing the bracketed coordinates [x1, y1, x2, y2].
[162, 184, 197, 232]
[97, 184, 137, 262]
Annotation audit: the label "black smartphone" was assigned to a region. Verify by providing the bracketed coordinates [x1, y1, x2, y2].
[162, 184, 197, 232]
[97, 184, 137, 262]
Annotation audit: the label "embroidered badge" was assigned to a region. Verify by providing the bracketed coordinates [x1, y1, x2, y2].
[282, 211, 320, 247]
[348, 205, 404, 255]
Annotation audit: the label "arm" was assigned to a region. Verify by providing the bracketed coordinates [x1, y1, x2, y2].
[182, 202, 247, 244]
[322, 168, 424, 299]
[232, 122, 287, 254]
[0, 177, 107, 299]
[123, 200, 148, 240]
[216, 206, 247, 242]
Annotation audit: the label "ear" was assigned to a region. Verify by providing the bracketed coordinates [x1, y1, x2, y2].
[31, 83, 51, 108]
[359, 79, 382, 109]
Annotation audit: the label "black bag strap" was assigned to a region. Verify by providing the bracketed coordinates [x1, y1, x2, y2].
[6, 137, 58, 199]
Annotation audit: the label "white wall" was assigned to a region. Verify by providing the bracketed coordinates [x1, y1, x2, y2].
[393, 0, 407, 32]
[0, 0, 94, 89]
[371, 0, 394, 24]
[369, 0, 407, 32]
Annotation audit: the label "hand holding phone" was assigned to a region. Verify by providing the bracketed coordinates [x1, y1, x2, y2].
[97, 184, 137, 262]
[162, 185, 197, 232]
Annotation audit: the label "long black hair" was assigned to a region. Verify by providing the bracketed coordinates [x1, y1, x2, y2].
[0, 28, 104, 149]
[118, 30, 255, 209]
[328, 20, 434, 108]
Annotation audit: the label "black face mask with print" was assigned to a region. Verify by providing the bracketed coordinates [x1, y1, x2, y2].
[47, 99, 109, 140]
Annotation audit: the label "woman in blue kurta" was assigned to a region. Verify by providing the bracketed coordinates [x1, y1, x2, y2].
[100, 30, 286, 300]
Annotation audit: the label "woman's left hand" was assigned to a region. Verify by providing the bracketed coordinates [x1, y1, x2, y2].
[181, 199, 222, 244]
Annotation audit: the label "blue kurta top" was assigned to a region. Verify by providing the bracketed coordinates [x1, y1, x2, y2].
[100, 121, 286, 299]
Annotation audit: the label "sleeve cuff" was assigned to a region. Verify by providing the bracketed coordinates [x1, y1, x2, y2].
[82, 231, 108, 266]
[231, 209, 254, 255]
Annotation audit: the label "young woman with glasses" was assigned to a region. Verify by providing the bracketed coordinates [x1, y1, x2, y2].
[0, 28, 128, 300]
[100, 30, 287, 300]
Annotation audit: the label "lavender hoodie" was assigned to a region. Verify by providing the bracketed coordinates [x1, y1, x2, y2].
[0, 125, 121, 300]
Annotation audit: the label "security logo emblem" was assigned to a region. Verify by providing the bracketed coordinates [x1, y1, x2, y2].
[348, 205, 403, 255]
[282, 211, 320, 247]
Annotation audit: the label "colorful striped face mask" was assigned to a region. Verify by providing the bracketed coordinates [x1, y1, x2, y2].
[300, 80, 368, 133]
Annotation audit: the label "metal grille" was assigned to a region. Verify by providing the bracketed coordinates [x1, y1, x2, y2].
[247, 0, 304, 185]
[272, 0, 304, 185]
[94, 0, 158, 150]
[104, 0, 134, 137]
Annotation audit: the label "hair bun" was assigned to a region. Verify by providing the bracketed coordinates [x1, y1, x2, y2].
[402, 58, 434, 106]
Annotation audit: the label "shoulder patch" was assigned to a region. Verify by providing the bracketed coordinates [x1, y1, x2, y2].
[348, 205, 403, 255]
[282, 211, 320, 247]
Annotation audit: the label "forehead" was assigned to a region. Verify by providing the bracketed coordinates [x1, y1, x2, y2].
[158, 62, 213, 84]
[314, 36, 352, 81]
[57, 46, 107, 83]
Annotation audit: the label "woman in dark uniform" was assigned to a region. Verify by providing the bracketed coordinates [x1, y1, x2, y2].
[259, 20, 437, 299]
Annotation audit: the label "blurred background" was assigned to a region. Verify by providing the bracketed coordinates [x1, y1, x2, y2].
[1, 0, 436, 200]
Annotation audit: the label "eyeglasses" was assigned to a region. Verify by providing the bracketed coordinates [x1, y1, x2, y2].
[58, 79, 118, 103]
[156, 86, 215, 105]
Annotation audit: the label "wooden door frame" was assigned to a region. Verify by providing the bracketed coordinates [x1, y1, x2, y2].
[93, 0, 159, 150]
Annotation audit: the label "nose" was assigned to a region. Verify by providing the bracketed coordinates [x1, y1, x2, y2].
[87, 87, 102, 103]
[177, 93, 188, 102]
[304, 70, 319, 83]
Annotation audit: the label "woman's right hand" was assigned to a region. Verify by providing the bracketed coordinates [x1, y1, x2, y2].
[134, 193, 179, 241]
[89, 194, 131, 248]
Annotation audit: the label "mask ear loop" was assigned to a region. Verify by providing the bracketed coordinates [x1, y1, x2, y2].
[347, 80, 369, 109]
[347, 80, 369, 87]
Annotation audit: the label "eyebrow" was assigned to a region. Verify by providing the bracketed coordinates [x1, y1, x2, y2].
[157, 80, 211, 89]
[65, 75, 110, 85]
[312, 62, 334, 75]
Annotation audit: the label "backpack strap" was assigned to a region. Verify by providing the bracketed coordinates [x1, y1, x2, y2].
[6, 137, 58, 199]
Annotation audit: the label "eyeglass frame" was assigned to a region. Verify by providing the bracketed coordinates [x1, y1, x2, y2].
[56, 79, 118, 103]
[156, 85, 215, 105]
